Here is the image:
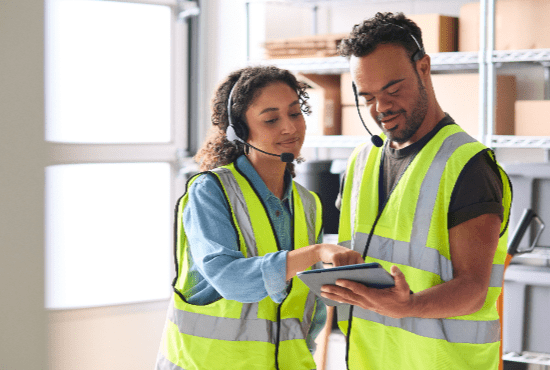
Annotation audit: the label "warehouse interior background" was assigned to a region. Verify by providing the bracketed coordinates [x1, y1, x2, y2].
[2, 0, 550, 369]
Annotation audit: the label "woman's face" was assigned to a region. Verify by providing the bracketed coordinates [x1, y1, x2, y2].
[244, 81, 306, 162]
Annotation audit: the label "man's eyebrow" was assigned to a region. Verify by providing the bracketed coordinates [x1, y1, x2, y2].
[358, 78, 406, 96]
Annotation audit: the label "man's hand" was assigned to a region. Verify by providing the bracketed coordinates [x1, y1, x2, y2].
[320, 265, 414, 319]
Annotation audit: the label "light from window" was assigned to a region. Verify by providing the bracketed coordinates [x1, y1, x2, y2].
[45, 163, 172, 309]
[45, 0, 171, 143]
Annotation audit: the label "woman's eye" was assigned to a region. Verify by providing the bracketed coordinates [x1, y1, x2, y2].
[265, 118, 278, 124]
[290, 112, 303, 117]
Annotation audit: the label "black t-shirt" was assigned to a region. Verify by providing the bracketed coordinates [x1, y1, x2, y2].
[338, 114, 504, 229]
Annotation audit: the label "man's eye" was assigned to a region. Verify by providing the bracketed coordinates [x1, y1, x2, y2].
[389, 89, 399, 95]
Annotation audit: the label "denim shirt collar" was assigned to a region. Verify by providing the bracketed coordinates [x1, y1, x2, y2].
[234, 155, 293, 204]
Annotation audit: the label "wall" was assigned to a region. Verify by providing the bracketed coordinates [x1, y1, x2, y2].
[0, 1, 47, 369]
[48, 300, 168, 369]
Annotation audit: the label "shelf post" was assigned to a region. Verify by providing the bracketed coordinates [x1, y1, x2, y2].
[486, 0, 496, 148]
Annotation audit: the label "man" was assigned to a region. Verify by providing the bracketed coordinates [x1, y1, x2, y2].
[320, 12, 512, 369]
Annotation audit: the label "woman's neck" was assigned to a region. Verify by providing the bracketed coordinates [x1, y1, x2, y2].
[246, 153, 287, 199]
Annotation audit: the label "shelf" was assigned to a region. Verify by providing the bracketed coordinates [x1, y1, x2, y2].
[491, 135, 550, 149]
[253, 49, 550, 74]
[503, 351, 550, 366]
[303, 135, 550, 149]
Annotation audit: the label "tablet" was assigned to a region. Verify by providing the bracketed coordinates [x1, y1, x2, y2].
[297, 262, 395, 306]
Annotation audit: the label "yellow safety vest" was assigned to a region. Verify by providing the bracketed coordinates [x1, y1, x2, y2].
[157, 162, 323, 370]
[337, 125, 512, 370]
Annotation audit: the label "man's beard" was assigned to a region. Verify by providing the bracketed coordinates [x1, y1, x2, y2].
[377, 78, 429, 144]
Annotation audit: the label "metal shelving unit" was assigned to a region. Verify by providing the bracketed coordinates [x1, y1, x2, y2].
[247, 0, 550, 151]
[255, 47, 550, 149]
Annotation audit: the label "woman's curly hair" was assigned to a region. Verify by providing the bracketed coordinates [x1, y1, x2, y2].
[194, 65, 310, 176]
[338, 12, 424, 67]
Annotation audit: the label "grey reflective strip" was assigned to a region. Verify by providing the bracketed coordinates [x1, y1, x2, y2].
[353, 231, 504, 287]
[352, 308, 500, 344]
[240, 302, 259, 320]
[169, 304, 307, 343]
[353, 232, 455, 282]
[409, 132, 476, 250]
[489, 264, 505, 288]
[294, 183, 316, 245]
[336, 305, 351, 324]
[300, 289, 317, 336]
[212, 168, 259, 258]
[156, 352, 186, 370]
[350, 144, 371, 248]
[338, 240, 352, 249]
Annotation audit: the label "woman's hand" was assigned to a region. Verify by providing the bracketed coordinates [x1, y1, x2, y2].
[315, 243, 364, 267]
[286, 243, 363, 280]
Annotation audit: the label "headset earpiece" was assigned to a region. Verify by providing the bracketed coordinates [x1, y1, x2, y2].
[226, 83, 249, 143]
[226, 124, 241, 143]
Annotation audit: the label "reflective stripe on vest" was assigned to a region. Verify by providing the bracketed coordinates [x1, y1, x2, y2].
[158, 162, 322, 370]
[336, 305, 500, 344]
[348, 232, 505, 288]
[167, 303, 308, 343]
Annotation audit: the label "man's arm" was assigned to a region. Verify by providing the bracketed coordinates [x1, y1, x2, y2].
[320, 213, 501, 318]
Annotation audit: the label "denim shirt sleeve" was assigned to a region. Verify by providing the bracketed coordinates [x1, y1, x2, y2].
[184, 173, 289, 303]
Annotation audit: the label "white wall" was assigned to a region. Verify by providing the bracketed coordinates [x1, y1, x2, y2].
[0, 1, 47, 369]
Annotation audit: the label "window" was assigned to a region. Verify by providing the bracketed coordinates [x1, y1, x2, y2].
[45, 0, 187, 309]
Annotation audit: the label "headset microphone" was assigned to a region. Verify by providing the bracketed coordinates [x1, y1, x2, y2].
[226, 83, 295, 163]
[226, 125, 295, 163]
[352, 82, 384, 148]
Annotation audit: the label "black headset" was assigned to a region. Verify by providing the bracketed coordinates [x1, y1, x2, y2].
[351, 23, 425, 148]
[226, 82, 249, 143]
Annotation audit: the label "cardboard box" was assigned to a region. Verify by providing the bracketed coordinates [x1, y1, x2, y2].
[299, 74, 341, 135]
[459, 1, 550, 51]
[264, 33, 348, 59]
[515, 101, 550, 136]
[431, 73, 516, 136]
[408, 14, 458, 53]
[341, 106, 383, 137]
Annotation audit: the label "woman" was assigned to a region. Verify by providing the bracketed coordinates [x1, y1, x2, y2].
[156, 66, 362, 370]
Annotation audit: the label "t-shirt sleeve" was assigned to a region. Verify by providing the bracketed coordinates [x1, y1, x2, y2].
[448, 151, 504, 229]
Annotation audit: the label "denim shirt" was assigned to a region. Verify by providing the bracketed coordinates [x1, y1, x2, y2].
[182, 155, 326, 350]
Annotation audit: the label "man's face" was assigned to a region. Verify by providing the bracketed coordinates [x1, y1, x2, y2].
[350, 44, 429, 148]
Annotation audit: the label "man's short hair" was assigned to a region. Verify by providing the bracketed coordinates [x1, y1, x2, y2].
[338, 12, 424, 64]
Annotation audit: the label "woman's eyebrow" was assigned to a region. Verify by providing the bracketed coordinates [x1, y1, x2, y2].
[259, 100, 300, 115]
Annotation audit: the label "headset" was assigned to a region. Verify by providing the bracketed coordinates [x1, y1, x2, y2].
[351, 23, 425, 148]
[226, 82, 295, 163]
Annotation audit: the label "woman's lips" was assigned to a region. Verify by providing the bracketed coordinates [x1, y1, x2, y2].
[278, 137, 300, 147]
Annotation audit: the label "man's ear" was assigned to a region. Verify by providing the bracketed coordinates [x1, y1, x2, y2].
[416, 54, 431, 82]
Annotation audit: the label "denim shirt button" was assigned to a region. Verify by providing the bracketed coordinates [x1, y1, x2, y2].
[275, 210, 281, 217]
